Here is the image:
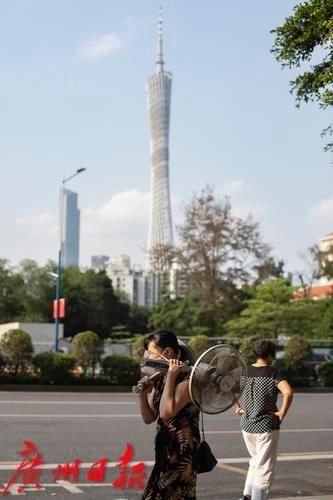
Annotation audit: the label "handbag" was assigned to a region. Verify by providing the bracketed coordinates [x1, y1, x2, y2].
[196, 412, 218, 474]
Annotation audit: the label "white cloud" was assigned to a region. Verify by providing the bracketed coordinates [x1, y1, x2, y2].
[80, 33, 124, 59]
[14, 190, 151, 267]
[220, 179, 245, 195]
[81, 190, 151, 266]
[16, 213, 57, 235]
[233, 203, 267, 220]
[83, 190, 150, 234]
[308, 197, 333, 224]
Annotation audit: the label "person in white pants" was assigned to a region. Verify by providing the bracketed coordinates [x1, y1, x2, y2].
[234, 339, 293, 500]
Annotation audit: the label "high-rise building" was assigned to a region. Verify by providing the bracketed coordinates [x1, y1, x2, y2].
[61, 188, 80, 268]
[91, 255, 110, 271]
[146, 8, 173, 267]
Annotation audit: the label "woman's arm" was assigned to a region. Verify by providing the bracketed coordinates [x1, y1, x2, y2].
[274, 380, 293, 422]
[159, 360, 191, 420]
[138, 378, 158, 425]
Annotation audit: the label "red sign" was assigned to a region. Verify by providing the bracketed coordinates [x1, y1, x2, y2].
[53, 298, 66, 319]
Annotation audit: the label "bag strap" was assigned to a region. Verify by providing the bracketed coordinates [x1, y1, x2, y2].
[200, 411, 206, 441]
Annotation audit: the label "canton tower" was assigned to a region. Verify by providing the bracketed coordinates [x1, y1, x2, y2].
[146, 8, 173, 267]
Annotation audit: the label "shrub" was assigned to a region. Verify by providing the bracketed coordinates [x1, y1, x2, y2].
[32, 352, 76, 384]
[273, 358, 312, 387]
[0, 352, 5, 374]
[316, 360, 333, 386]
[71, 331, 103, 376]
[101, 355, 140, 386]
[131, 335, 146, 363]
[284, 336, 312, 369]
[188, 335, 212, 357]
[0, 329, 33, 374]
[239, 337, 259, 365]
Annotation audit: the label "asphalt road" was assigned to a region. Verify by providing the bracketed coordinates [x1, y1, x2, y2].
[0, 391, 332, 499]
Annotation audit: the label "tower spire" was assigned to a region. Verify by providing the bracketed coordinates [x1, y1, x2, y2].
[156, 6, 164, 72]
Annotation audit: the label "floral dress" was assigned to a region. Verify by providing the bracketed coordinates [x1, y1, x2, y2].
[142, 375, 200, 500]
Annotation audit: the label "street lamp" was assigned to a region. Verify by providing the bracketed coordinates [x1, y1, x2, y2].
[54, 168, 86, 352]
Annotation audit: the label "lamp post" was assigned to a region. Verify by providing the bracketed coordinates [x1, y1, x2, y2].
[54, 168, 86, 352]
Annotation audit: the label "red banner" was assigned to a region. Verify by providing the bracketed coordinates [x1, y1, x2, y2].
[53, 298, 66, 319]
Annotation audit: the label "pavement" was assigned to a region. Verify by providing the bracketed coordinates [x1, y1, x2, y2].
[0, 391, 331, 498]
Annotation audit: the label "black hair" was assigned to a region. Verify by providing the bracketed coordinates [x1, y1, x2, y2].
[144, 329, 180, 355]
[252, 339, 276, 360]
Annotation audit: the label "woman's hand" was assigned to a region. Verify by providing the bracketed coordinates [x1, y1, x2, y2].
[167, 358, 186, 377]
[272, 410, 285, 422]
[137, 376, 154, 395]
[235, 407, 245, 416]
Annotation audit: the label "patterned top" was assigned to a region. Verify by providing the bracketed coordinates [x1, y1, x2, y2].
[142, 374, 200, 500]
[240, 365, 287, 434]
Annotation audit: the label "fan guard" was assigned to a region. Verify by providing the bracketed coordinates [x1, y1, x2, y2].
[189, 344, 247, 414]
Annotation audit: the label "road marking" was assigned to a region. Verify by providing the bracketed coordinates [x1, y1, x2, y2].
[56, 480, 84, 493]
[0, 452, 332, 470]
[0, 414, 141, 418]
[0, 401, 135, 405]
[206, 428, 333, 434]
[217, 463, 247, 475]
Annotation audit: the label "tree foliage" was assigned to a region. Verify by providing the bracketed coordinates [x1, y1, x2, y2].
[131, 335, 146, 363]
[71, 331, 103, 376]
[176, 187, 271, 304]
[0, 259, 27, 322]
[284, 335, 312, 368]
[271, 0, 333, 151]
[0, 260, 131, 338]
[0, 329, 33, 374]
[101, 355, 140, 386]
[61, 268, 130, 338]
[149, 293, 206, 337]
[187, 335, 212, 357]
[226, 279, 321, 339]
[32, 352, 76, 384]
[239, 336, 259, 365]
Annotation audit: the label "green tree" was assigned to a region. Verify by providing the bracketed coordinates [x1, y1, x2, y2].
[149, 293, 205, 337]
[253, 258, 285, 285]
[0, 329, 33, 374]
[177, 187, 271, 305]
[225, 279, 293, 339]
[61, 268, 130, 338]
[239, 336, 259, 365]
[226, 279, 321, 339]
[0, 259, 26, 322]
[71, 331, 103, 376]
[128, 306, 149, 334]
[272, 0, 333, 151]
[131, 335, 146, 363]
[188, 335, 212, 357]
[318, 299, 333, 338]
[17, 259, 56, 322]
[284, 335, 312, 368]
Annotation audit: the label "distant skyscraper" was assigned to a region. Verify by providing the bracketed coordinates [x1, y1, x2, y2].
[61, 188, 80, 268]
[91, 255, 110, 271]
[146, 8, 173, 267]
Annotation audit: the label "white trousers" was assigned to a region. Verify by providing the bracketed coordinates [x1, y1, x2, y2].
[242, 430, 280, 500]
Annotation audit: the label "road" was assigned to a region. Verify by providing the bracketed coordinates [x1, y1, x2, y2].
[0, 391, 332, 498]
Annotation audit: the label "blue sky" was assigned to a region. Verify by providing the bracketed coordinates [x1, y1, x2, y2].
[0, 0, 331, 275]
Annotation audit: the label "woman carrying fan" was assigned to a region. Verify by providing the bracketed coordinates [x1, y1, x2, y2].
[137, 329, 200, 500]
